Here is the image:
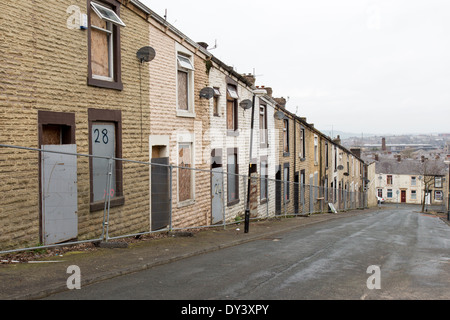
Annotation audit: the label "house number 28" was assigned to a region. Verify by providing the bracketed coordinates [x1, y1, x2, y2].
[94, 128, 109, 144]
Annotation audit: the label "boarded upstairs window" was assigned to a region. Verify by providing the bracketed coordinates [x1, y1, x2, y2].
[90, 10, 111, 78]
[87, 0, 124, 90]
[226, 85, 238, 132]
[178, 143, 192, 202]
[177, 70, 189, 110]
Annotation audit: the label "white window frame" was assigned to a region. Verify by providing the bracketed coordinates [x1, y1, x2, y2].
[227, 85, 239, 99]
[176, 44, 195, 117]
[91, 1, 126, 27]
[90, 7, 114, 82]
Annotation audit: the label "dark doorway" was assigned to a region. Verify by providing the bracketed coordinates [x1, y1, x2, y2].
[151, 157, 170, 230]
[275, 165, 281, 215]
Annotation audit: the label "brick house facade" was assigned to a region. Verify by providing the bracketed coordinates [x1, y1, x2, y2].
[0, 0, 153, 249]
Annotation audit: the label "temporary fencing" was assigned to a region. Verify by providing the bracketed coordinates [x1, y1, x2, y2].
[0, 144, 367, 254]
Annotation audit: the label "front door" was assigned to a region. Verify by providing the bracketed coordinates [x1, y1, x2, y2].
[41, 144, 78, 245]
[401, 190, 406, 203]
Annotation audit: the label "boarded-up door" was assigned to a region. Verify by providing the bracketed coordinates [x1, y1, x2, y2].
[41, 145, 78, 245]
[151, 157, 170, 230]
[211, 167, 224, 224]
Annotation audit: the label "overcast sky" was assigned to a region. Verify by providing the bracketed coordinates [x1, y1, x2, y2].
[140, 0, 450, 136]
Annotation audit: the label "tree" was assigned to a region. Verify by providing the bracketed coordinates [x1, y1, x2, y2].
[419, 159, 446, 212]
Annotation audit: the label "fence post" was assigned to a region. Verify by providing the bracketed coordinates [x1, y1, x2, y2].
[169, 164, 173, 232]
[222, 168, 226, 230]
[104, 157, 114, 242]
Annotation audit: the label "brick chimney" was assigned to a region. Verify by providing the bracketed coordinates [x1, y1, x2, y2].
[274, 97, 287, 109]
[333, 135, 341, 145]
[350, 148, 361, 158]
[382, 137, 386, 151]
[197, 42, 209, 49]
[242, 73, 256, 86]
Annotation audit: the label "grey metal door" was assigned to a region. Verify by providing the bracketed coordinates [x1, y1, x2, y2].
[41, 144, 78, 245]
[309, 175, 314, 214]
[151, 157, 170, 231]
[211, 167, 224, 224]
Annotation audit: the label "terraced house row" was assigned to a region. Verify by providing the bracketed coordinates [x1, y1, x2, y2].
[0, 0, 368, 251]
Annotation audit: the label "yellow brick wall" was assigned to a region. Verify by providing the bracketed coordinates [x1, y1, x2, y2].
[0, 0, 152, 249]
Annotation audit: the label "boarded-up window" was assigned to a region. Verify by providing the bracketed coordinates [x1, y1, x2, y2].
[213, 87, 221, 116]
[177, 53, 194, 111]
[283, 119, 289, 153]
[90, 5, 112, 79]
[177, 70, 189, 110]
[178, 143, 192, 202]
[227, 85, 238, 131]
[88, 0, 124, 90]
[259, 104, 267, 146]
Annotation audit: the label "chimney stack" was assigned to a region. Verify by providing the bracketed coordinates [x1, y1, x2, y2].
[243, 73, 256, 86]
[274, 97, 287, 109]
[197, 42, 209, 49]
[333, 135, 341, 145]
[350, 148, 361, 158]
[382, 137, 386, 151]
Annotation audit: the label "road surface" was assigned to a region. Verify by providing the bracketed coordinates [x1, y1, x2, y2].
[45, 206, 450, 300]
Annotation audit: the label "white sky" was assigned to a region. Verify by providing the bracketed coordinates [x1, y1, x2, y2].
[140, 0, 450, 136]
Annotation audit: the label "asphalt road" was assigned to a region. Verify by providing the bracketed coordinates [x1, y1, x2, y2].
[45, 206, 450, 300]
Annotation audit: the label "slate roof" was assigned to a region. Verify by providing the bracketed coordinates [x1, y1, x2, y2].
[375, 159, 447, 176]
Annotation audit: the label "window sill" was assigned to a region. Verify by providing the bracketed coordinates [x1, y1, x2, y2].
[88, 77, 123, 91]
[90, 196, 125, 212]
[177, 110, 196, 118]
[227, 130, 239, 137]
[177, 199, 195, 208]
[227, 199, 240, 207]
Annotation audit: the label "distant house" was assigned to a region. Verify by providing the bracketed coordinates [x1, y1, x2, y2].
[375, 158, 447, 206]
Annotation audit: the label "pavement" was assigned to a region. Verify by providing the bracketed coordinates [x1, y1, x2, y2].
[0, 207, 404, 300]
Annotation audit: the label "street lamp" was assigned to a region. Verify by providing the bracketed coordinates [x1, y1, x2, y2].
[244, 88, 267, 233]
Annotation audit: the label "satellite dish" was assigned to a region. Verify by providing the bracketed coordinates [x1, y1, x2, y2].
[199, 87, 215, 99]
[239, 99, 253, 110]
[136, 46, 156, 63]
[337, 165, 344, 170]
[274, 110, 285, 120]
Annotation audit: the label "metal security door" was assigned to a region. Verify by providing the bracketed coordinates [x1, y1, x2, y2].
[41, 144, 78, 245]
[211, 167, 224, 224]
[151, 157, 170, 230]
[275, 166, 282, 215]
